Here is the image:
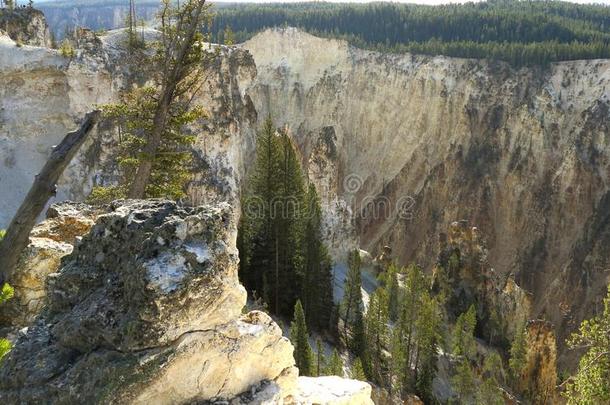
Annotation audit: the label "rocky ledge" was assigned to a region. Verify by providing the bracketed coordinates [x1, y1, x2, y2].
[0, 200, 372, 404]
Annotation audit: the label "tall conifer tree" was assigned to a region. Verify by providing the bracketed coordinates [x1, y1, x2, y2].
[290, 300, 314, 376]
[302, 184, 333, 331]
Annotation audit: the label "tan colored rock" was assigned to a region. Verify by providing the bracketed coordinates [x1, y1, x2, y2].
[31, 202, 100, 245]
[134, 311, 296, 404]
[520, 320, 558, 404]
[0, 237, 72, 326]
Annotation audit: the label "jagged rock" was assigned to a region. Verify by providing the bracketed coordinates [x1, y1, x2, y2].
[0, 7, 51, 47]
[0, 200, 372, 404]
[31, 202, 101, 244]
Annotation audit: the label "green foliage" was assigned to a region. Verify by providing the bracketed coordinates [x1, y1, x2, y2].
[325, 349, 343, 377]
[0, 229, 5, 241]
[389, 264, 443, 400]
[477, 377, 504, 405]
[385, 264, 400, 323]
[0, 338, 11, 363]
[222, 25, 235, 45]
[314, 338, 325, 377]
[509, 321, 528, 384]
[0, 282, 14, 362]
[59, 39, 75, 58]
[364, 286, 389, 384]
[563, 285, 610, 404]
[238, 118, 330, 319]
[341, 249, 365, 358]
[290, 300, 314, 377]
[476, 352, 505, 405]
[341, 250, 362, 324]
[452, 359, 476, 403]
[0, 283, 14, 305]
[90, 86, 204, 203]
[350, 357, 367, 381]
[302, 184, 334, 331]
[211, 1, 610, 66]
[452, 304, 477, 360]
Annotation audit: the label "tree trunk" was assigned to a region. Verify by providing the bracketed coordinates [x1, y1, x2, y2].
[127, 0, 207, 199]
[0, 110, 101, 286]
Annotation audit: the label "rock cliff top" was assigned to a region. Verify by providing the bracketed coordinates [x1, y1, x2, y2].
[0, 7, 51, 47]
[0, 200, 373, 404]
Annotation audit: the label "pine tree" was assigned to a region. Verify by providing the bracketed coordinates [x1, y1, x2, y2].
[239, 117, 281, 298]
[351, 299, 366, 361]
[325, 349, 343, 376]
[302, 184, 333, 331]
[315, 338, 326, 377]
[89, 87, 203, 203]
[413, 292, 441, 401]
[364, 286, 389, 385]
[452, 304, 477, 360]
[452, 359, 475, 403]
[342, 249, 363, 325]
[386, 264, 400, 322]
[273, 130, 306, 316]
[290, 300, 314, 376]
[395, 264, 427, 392]
[126, 0, 215, 198]
[351, 357, 367, 381]
[509, 321, 527, 385]
[564, 285, 610, 404]
[477, 352, 505, 405]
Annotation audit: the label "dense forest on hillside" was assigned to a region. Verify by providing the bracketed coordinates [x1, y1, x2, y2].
[211, 0, 610, 66]
[36, 0, 610, 65]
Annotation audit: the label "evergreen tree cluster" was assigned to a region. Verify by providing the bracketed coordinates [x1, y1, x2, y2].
[211, 0, 610, 66]
[340, 257, 444, 401]
[238, 118, 334, 331]
[289, 300, 346, 377]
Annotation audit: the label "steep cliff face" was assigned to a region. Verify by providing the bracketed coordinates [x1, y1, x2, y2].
[242, 28, 610, 365]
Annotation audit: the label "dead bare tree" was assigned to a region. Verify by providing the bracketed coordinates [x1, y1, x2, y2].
[0, 110, 101, 286]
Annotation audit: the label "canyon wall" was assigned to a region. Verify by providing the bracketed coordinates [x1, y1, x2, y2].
[242, 28, 610, 366]
[1, 24, 609, 368]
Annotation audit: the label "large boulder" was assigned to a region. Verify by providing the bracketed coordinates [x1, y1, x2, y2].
[0, 200, 372, 404]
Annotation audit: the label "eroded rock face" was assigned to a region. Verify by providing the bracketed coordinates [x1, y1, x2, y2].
[520, 320, 558, 404]
[433, 220, 531, 346]
[242, 28, 610, 365]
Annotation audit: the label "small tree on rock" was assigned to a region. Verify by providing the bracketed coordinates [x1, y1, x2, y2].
[290, 300, 314, 376]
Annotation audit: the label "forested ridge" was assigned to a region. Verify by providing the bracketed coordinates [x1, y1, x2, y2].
[211, 0, 610, 66]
